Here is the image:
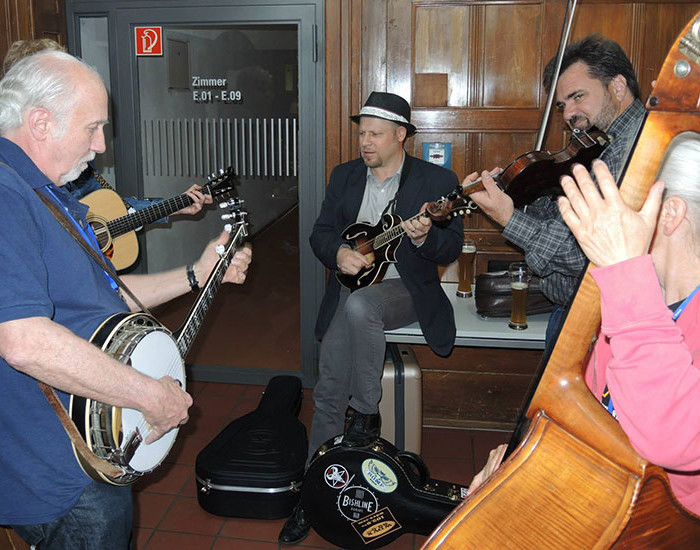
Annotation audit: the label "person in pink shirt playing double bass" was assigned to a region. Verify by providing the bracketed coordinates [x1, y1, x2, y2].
[470, 136, 700, 516]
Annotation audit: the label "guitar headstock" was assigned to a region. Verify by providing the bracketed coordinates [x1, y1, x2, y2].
[205, 167, 240, 194]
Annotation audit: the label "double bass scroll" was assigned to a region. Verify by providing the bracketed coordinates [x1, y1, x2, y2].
[422, 11, 700, 550]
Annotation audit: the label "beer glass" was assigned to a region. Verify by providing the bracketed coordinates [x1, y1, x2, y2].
[456, 239, 477, 298]
[508, 262, 532, 330]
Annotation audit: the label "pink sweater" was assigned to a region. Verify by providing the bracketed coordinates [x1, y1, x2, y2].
[585, 255, 700, 516]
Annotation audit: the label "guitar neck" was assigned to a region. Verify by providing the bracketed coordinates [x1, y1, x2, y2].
[105, 193, 196, 237]
[175, 223, 247, 356]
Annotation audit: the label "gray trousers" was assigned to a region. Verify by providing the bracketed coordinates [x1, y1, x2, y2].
[308, 278, 418, 459]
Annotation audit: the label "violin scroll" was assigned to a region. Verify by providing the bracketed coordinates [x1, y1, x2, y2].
[426, 189, 478, 222]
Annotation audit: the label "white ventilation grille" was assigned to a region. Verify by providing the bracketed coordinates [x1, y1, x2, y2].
[142, 117, 298, 178]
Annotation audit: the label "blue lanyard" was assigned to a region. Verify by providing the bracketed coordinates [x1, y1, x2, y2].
[42, 186, 119, 292]
[672, 283, 700, 321]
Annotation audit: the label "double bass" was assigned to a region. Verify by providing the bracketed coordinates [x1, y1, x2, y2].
[423, 12, 700, 550]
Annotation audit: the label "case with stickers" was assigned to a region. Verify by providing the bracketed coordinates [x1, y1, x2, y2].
[195, 375, 307, 519]
[301, 436, 467, 549]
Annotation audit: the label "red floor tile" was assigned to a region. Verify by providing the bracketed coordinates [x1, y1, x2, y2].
[134, 463, 193, 495]
[165, 434, 209, 465]
[133, 492, 175, 529]
[132, 527, 153, 550]
[219, 517, 286, 542]
[212, 538, 279, 549]
[143, 530, 215, 550]
[158, 496, 226, 536]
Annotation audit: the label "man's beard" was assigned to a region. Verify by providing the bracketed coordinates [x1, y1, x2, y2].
[591, 92, 619, 132]
[362, 152, 382, 168]
[59, 153, 96, 185]
[568, 89, 620, 133]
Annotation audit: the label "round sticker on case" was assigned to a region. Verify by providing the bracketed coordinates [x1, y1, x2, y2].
[324, 464, 350, 489]
[336, 485, 379, 521]
[361, 458, 398, 493]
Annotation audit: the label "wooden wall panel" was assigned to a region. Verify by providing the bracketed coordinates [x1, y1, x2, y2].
[0, 0, 66, 71]
[482, 3, 543, 108]
[414, 5, 474, 107]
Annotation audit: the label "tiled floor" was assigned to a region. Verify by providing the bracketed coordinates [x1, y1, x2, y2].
[132, 380, 510, 549]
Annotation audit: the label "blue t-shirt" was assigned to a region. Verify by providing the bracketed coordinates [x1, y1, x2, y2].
[0, 138, 128, 524]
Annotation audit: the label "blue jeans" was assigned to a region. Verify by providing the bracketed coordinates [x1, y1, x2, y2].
[12, 481, 133, 550]
[544, 303, 567, 359]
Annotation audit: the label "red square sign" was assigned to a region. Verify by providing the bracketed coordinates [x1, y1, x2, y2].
[135, 26, 163, 56]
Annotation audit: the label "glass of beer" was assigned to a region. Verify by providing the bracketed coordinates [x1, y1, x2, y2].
[508, 262, 532, 330]
[456, 239, 477, 298]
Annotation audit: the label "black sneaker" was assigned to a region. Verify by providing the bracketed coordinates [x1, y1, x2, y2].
[342, 409, 381, 448]
[278, 501, 311, 545]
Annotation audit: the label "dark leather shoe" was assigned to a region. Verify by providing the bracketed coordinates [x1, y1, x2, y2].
[342, 409, 381, 448]
[278, 501, 311, 545]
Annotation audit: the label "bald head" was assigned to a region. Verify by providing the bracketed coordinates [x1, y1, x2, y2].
[0, 51, 108, 184]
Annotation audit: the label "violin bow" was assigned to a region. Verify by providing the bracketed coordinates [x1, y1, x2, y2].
[534, 0, 578, 151]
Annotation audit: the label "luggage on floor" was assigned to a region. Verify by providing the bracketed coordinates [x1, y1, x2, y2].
[195, 375, 307, 519]
[302, 435, 467, 549]
[379, 344, 422, 454]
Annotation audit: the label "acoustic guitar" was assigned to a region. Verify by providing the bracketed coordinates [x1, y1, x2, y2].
[423, 12, 700, 549]
[80, 168, 236, 270]
[70, 198, 248, 486]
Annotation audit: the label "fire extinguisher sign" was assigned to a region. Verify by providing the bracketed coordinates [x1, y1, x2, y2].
[135, 26, 163, 56]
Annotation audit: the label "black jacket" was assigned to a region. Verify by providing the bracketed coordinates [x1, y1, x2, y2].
[310, 155, 463, 356]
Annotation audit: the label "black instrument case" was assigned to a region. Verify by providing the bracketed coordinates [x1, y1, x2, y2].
[195, 375, 308, 519]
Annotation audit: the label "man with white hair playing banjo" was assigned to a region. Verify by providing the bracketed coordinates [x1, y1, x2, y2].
[0, 50, 252, 549]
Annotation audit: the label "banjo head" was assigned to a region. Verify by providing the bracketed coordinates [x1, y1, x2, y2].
[120, 328, 185, 474]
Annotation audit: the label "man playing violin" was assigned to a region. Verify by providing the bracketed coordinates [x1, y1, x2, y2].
[470, 139, 700, 517]
[278, 92, 463, 545]
[465, 34, 647, 350]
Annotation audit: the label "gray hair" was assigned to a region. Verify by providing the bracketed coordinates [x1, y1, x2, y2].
[657, 132, 700, 229]
[0, 50, 97, 136]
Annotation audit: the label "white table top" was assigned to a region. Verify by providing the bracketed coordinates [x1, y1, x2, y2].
[385, 283, 549, 349]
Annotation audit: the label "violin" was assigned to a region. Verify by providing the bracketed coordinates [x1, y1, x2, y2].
[460, 127, 612, 208]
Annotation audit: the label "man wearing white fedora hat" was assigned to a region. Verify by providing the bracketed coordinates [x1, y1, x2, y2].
[279, 91, 463, 544]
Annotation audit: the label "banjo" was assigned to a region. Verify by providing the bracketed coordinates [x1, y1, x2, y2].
[68, 197, 248, 486]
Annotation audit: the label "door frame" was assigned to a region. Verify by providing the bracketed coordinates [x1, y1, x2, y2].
[65, 0, 325, 387]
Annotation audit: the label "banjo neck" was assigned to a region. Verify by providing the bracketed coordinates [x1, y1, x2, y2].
[175, 214, 248, 356]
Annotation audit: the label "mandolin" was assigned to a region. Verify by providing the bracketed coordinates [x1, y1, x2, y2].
[336, 193, 467, 291]
[80, 167, 236, 270]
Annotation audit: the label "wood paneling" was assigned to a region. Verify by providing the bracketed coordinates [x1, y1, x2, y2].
[0, 0, 66, 69]
[414, 344, 543, 430]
